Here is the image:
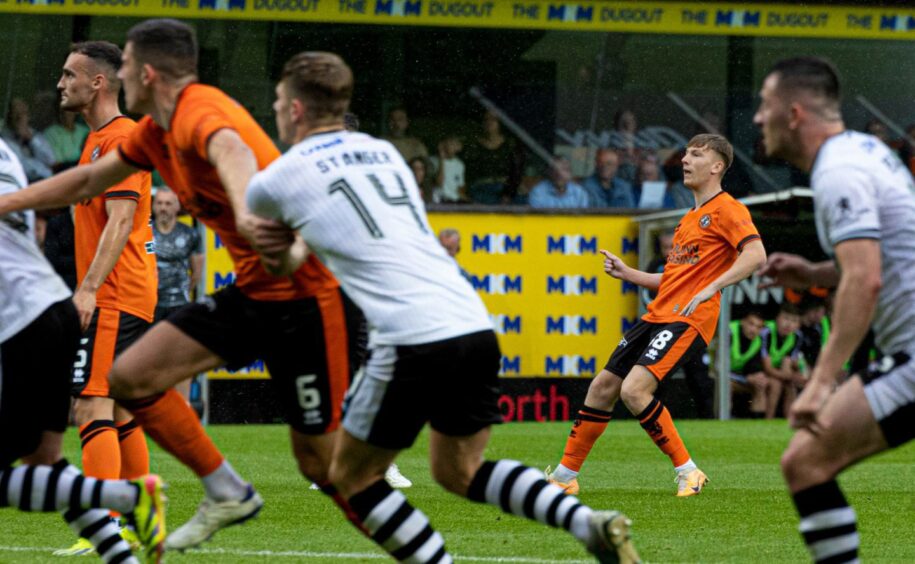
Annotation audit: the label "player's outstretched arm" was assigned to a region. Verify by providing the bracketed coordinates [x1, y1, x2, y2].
[0, 151, 135, 215]
[683, 239, 766, 316]
[599, 249, 662, 291]
[758, 252, 839, 289]
[790, 239, 880, 430]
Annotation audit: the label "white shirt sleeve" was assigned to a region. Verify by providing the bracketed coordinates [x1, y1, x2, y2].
[814, 167, 880, 248]
[246, 173, 283, 223]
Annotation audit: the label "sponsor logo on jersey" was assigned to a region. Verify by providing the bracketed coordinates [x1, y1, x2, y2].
[545, 355, 597, 376]
[667, 243, 700, 265]
[545, 315, 597, 335]
[471, 234, 522, 254]
[546, 235, 597, 255]
[546, 275, 597, 295]
[471, 274, 522, 294]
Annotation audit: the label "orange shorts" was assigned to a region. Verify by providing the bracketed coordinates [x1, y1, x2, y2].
[72, 308, 149, 397]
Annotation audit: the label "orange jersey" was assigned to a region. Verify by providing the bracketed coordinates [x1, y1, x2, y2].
[75, 116, 157, 322]
[643, 191, 760, 344]
[118, 84, 337, 301]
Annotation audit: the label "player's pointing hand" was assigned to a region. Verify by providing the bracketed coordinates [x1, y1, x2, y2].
[599, 249, 628, 280]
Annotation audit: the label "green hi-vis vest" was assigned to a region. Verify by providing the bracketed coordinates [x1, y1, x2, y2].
[730, 320, 761, 373]
[765, 320, 797, 368]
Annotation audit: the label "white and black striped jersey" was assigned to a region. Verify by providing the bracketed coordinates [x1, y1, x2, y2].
[247, 130, 491, 346]
[0, 138, 70, 344]
[812, 130, 915, 355]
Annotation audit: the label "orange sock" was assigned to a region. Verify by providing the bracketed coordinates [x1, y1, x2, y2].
[79, 420, 121, 480]
[637, 398, 690, 467]
[116, 419, 150, 479]
[559, 406, 612, 472]
[120, 389, 223, 477]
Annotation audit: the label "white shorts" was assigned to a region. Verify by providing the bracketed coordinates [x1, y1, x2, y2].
[861, 352, 915, 447]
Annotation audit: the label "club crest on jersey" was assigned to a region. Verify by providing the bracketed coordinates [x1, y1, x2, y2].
[699, 214, 711, 228]
[90, 146, 101, 162]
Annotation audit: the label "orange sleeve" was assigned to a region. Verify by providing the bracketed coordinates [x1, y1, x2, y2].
[102, 129, 144, 201]
[717, 201, 760, 252]
[174, 100, 236, 162]
[117, 116, 156, 172]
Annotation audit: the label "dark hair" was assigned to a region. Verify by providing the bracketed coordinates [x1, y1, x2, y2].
[70, 41, 122, 92]
[126, 19, 198, 79]
[768, 56, 841, 106]
[281, 52, 352, 124]
[687, 133, 734, 171]
[779, 302, 802, 317]
[343, 112, 360, 132]
[743, 310, 764, 321]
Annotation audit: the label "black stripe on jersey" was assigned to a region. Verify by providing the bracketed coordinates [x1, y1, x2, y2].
[736, 234, 761, 252]
[104, 190, 140, 200]
[117, 147, 154, 172]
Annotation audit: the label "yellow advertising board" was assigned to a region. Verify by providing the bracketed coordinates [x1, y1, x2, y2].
[427, 212, 639, 378]
[202, 212, 639, 380]
[3, 2, 915, 41]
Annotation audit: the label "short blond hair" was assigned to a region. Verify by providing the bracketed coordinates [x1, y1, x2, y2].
[687, 133, 733, 171]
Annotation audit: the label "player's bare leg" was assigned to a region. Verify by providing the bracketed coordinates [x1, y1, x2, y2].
[547, 370, 622, 493]
[621, 367, 706, 496]
[782, 376, 888, 562]
[290, 428, 337, 484]
[431, 427, 640, 563]
[109, 321, 262, 550]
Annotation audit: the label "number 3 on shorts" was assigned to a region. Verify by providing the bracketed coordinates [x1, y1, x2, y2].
[296, 374, 321, 410]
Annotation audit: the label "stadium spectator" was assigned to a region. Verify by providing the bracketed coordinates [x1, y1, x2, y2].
[864, 118, 890, 144]
[438, 227, 472, 283]
[582, 148, 636, 208]
[408, 155, 433, 202]
[2, 97, 56, 181]
[760, 303, 805, 418]
[152, 187, 201, 321]
[528, 157, 589, 208]
[429, 135, 467, 203]
[634, 154, 681, 209]
[383, 107, 428, 163]
[612, 108, 640, 177]
[462, 110, 520, 204]
[728, 311, 770, 419]
[798, 296, 828, 369]
[43, 109, 89, 170]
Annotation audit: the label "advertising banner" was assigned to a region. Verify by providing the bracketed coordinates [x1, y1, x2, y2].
[3, 2, 914, 41]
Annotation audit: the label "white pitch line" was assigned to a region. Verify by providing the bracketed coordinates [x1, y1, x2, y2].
[0, 545, 591, 563]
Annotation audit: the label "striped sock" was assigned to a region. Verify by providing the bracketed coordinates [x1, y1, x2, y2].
[794, 481, 860, 563]
[63, 508, 138, 564]
[0, 460, 138, 514]
[348, 479, 451, 563]
[467, 459, 593, 543]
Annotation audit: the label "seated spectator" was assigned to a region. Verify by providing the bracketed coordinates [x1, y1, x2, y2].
[634, 154, 684, 209]
[582, 149, 636, 208]
[798, 296, 828, 369]
[612, 108, 640, 179]
[528, 157, 589, 209]
[2, 98, 56, 181]
[463, 110, 521, 204]
[760, 303, 805, 418]
[729, 311, 770, 419]
[383, 107, 428, 163]
[438, 227, 472, 282]
[429, 136, 467, 203]
[408, 155, 433, 202]
[44, 109, 89, 170]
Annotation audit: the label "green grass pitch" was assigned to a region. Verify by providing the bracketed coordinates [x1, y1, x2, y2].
[1, 420, 914, 562]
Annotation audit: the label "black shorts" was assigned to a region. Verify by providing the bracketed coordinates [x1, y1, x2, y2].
[168, 284, 365, 434]
[72, 308, 150, 397]
[605, 320, 707, 381]
[1, 299, 80, 468]
[154, 304, 187, 324]
[342, 330, 503, 450]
